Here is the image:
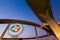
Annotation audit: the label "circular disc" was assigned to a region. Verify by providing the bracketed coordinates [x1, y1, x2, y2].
[8, 24, 23, 36]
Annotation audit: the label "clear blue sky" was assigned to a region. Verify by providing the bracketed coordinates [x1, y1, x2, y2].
[50, 0, 60, 22]
[0, 0, 60, 23]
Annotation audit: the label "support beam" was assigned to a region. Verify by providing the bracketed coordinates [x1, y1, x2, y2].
[25, 0, 60, 40]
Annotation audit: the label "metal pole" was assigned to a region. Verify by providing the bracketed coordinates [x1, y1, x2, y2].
[34, 27, 43, 40]
[34, 27, 39, 40]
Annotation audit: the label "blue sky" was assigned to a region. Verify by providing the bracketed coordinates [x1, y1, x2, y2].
[50, 0, 60, 22]
[0, 0, 60, 23]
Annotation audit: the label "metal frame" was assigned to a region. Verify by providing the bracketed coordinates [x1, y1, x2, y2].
[0, 19, 60, 40]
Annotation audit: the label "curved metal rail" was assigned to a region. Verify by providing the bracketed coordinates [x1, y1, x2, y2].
[0, 19, 60, 40]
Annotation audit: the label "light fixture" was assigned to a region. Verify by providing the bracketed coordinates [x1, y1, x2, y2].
[8, 24, 23, 36]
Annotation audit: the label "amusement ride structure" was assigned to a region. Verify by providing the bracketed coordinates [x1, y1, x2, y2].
[0, 0, 60, 40]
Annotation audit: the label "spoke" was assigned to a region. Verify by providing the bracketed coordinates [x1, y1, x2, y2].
[34, 27, 39, 40]
[1, 24, 10, 38]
